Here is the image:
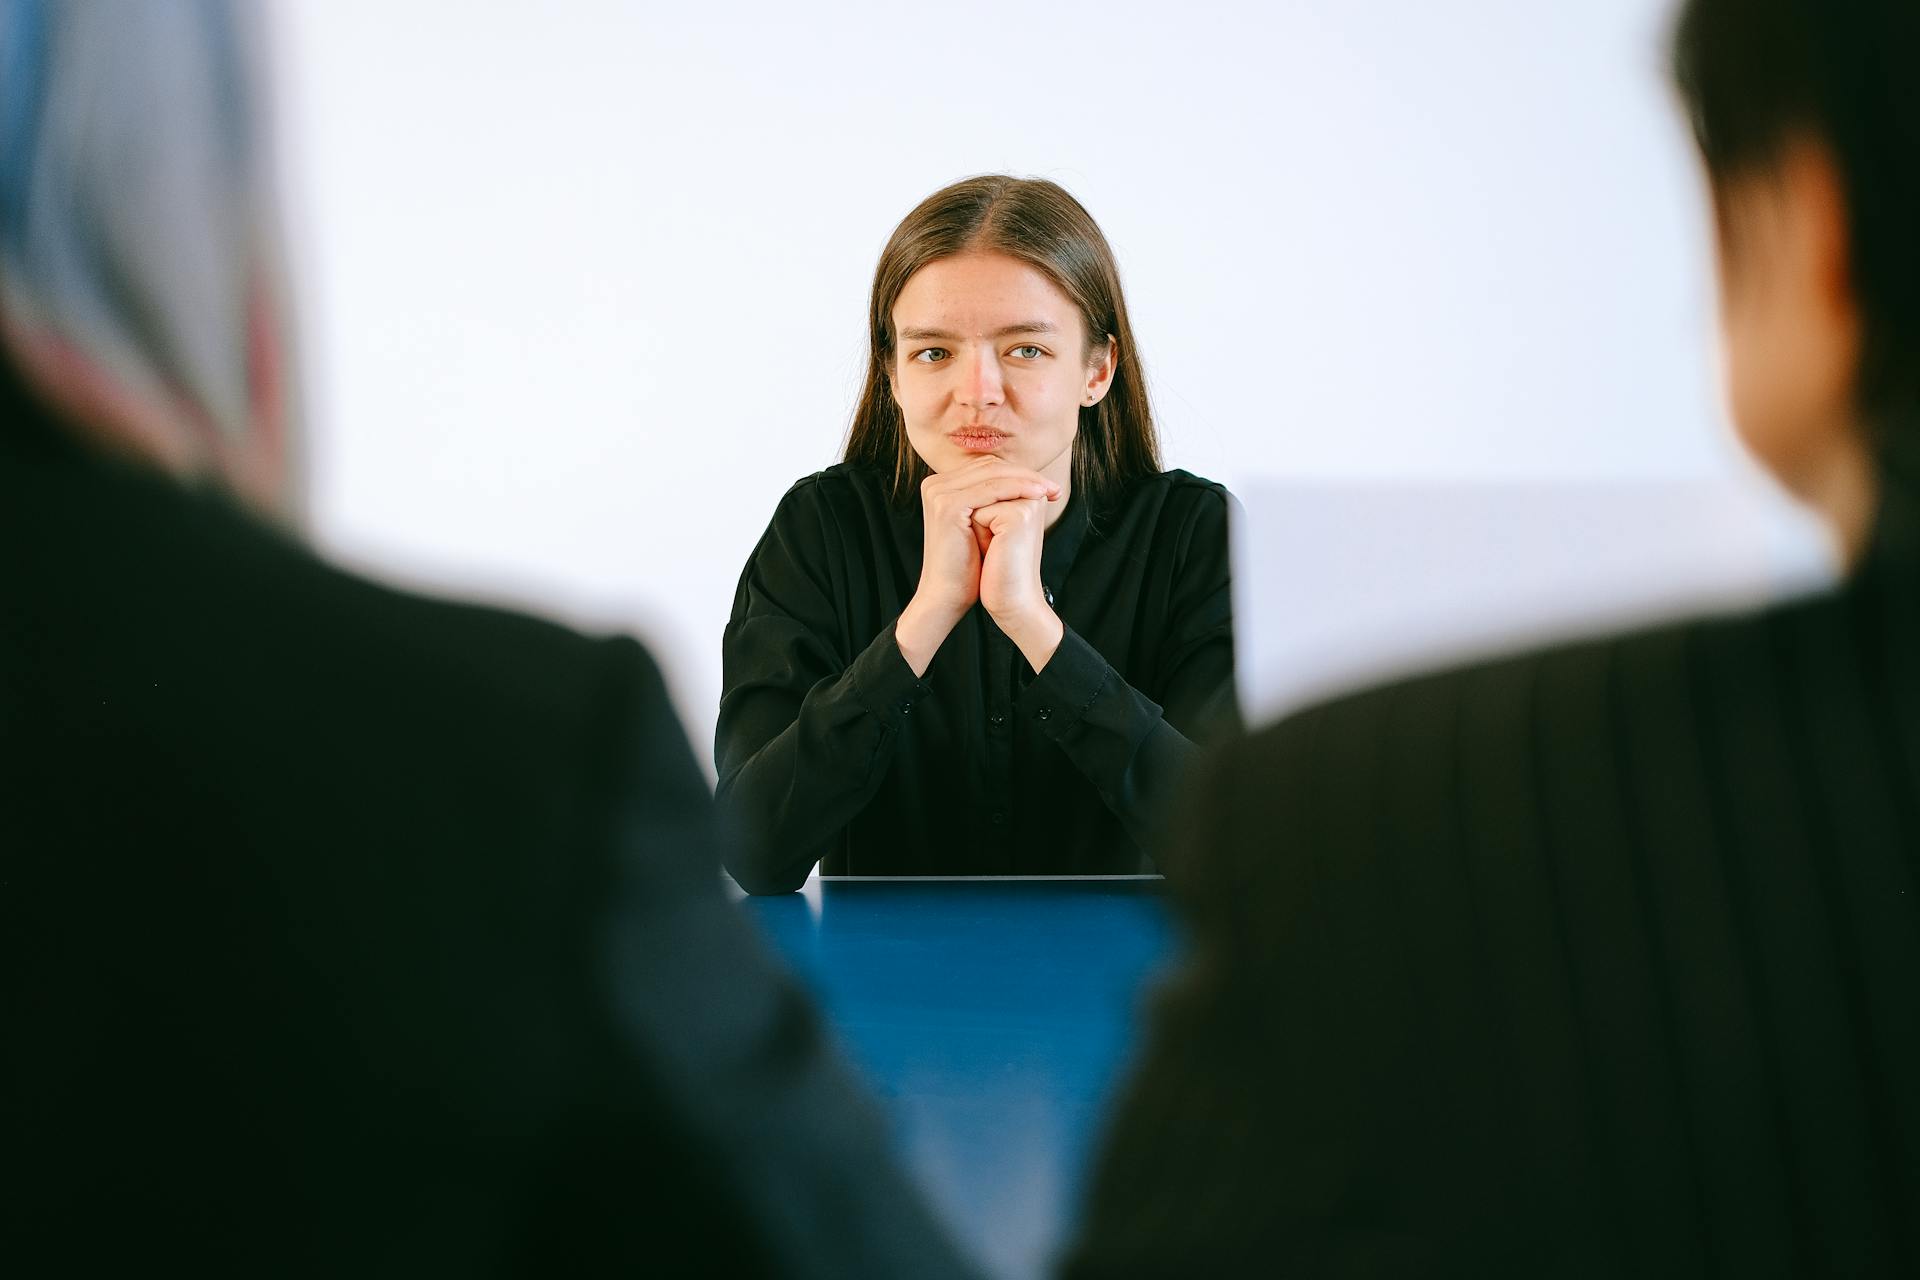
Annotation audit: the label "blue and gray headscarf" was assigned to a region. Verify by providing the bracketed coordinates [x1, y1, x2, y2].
[0, 0, 299, 519]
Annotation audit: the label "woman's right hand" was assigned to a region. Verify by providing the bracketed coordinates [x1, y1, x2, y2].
[895, 457, 1059, 676]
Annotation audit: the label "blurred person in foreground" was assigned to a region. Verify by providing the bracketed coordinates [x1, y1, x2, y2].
[1067, 0, 1920, 1274]
[0, 3, 975, 1275]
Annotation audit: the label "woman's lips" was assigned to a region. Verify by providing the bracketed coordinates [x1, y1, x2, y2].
[950, 429, 1006, 453]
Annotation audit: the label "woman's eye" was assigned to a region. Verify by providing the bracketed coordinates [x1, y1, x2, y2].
[1011, 345, 1044, 360]
[912, 348, 950, 364]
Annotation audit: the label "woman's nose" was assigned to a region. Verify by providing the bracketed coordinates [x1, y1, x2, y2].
[957, 348, 1004, 408]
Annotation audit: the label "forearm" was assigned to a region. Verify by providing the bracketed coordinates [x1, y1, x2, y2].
[715, 623, 930, 893]
[1016, 625, 1231, 858]
[1042, 696, 1200, 852]
[894, 593, 965, 678]
[991, 604, 1064, 675]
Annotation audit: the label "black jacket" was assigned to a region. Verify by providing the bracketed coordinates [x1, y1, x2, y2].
[716, 463, 1238, 891]
[1068, 453, 1920, 1277]
[0, 368, 976, 1278]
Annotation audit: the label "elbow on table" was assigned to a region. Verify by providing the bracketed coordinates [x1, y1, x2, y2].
[712, 773, 816, 894]
[724, 855, 814, 896]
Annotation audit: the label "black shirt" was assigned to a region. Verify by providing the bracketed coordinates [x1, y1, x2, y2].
[715, 463, 1238, 892]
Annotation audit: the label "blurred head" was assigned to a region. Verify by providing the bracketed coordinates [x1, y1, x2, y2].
[844, 176, 1160, 507]
[0, 0, 298, 519]
[1672, 0, 1920, 517]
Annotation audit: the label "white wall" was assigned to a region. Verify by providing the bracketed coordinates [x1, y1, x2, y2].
[268, 0, 1786, 770]
[1236, 476, 1833, 723]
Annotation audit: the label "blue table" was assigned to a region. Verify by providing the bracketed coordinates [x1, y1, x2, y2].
[738, 876, 1175, 1280]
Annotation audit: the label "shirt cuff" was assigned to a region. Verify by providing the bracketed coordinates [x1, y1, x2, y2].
[1017, 623, 1115, 738]
[847, 621, 933, 730]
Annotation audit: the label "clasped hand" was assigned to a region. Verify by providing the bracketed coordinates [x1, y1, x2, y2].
[894, 456, 1066, 676]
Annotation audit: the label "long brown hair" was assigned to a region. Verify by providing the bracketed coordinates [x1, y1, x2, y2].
[843, 175, 1162, 508]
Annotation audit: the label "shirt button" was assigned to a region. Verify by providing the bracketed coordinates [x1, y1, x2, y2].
[1043, 585, 1056, 607]
[1037, 707, 1052, 721]
[991, 810, 1007, 825]
[989, 713, 1005, 729]
[898, 700, 913, 715]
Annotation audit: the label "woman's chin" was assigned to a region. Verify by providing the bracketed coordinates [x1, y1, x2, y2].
[925, 446, 1012, 473]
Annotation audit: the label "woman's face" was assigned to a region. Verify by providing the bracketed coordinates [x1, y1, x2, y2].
[889, 251, 1115, 489]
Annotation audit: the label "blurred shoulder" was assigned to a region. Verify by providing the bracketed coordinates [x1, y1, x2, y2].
[1180, 591, 1825, 900]
[1254, 581, 1824, 752]
[4, 447, 680, 776]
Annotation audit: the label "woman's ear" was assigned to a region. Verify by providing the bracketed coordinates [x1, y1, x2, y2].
[1084, 334, 1118, 407]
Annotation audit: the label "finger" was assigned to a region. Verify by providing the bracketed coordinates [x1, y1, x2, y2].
[971, 497, 1041, 532]
[971, 495, 1042, 513]
[970, 460, 1060, 496]
[949, 477, 1056, 511]
[930, 458, 1060, 496]
[930, 475, 1051, 505]
[963, 454, 1052, 476]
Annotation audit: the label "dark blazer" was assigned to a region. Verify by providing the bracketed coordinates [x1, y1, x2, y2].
[0, 369, 975, 1278]
[1068, 455, 1920, 1276]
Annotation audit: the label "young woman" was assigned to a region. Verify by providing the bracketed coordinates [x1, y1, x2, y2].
[716, 176, 1238, 893]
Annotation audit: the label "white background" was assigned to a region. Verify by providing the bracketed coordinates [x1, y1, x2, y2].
[267, 0, 1819, 771]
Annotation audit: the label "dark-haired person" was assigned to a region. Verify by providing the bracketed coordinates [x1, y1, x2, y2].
[0, 3, 978, 1275]
[1065, 0, 1920, 1273]
[716, 177, 1238, 893]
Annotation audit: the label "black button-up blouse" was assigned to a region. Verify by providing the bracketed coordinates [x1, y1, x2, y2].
[715, 463, 1238, 892]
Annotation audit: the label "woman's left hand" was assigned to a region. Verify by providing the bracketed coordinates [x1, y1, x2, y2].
[973, 498, 1064, 671]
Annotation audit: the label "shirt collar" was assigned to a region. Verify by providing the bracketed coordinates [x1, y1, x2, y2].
[1040, 489, 1091, 603]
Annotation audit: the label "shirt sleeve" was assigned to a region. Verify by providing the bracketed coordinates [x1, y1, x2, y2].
[1014, 485, 1240, 860]
[714, 484, 930, 893]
